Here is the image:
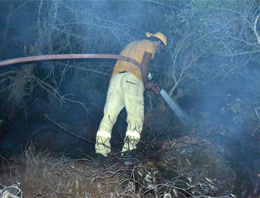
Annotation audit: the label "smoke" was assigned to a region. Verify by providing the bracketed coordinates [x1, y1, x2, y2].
[0, 1, 259, 186]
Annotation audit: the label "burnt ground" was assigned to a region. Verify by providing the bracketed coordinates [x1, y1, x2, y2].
[0, 132, 260, 198]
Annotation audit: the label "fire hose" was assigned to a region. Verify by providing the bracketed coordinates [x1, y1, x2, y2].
[0, 54, 141, 68]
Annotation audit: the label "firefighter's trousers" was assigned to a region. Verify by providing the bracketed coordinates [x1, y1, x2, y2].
[95, 72, 145, 157]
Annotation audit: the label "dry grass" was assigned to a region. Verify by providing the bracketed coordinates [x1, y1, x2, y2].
[0, 145, 131, 198]
[0, 143, 240, 198]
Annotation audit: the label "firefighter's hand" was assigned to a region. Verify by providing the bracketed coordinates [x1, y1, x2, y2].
[145, 82, 154, 90]
[152, 83, 161, 95]
[145, 82, 160, 95]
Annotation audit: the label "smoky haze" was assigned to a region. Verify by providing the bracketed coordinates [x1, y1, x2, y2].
[0, 0, 259, 196]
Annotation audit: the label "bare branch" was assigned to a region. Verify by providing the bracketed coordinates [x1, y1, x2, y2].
[254, 14, 260, 45]
[44, 114, 94, 144]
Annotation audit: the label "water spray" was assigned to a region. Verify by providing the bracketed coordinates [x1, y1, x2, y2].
[148, 73, 189, 126]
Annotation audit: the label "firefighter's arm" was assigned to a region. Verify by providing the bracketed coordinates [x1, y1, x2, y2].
[140, 52, 152, 87]
[140, 52, 160, 94]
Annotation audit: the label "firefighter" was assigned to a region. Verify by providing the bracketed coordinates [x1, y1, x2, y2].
[95, 32, 167, 166]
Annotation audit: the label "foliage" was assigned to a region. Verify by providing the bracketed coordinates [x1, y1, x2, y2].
[163, 0, 260, 95]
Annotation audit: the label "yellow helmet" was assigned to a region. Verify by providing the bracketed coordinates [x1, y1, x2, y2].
[146, 32, 167, 46]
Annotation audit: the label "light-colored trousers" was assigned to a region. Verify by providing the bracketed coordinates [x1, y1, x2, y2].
[95, 72, 145, 157]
